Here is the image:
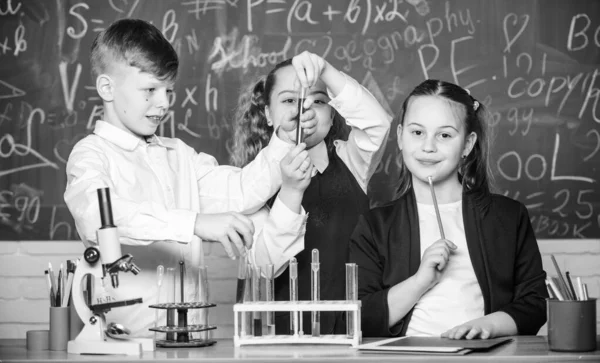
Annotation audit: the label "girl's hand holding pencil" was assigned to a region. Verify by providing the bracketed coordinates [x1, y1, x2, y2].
[414, 175, 457, 291]
[414, 239, 457, 291]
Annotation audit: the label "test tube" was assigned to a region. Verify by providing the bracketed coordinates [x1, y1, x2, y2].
[289, 257, 299, 335]
[252, 266, 262, 336]
[235, 254, 247, 304]
[295, 88, 307, 145]
[264, 264, 275, 335]
[242, 262, 253, 336]
[311, 249, 320, 337]
[154, 265, 164, 341]
[197, 265, 210, 341]
[179, 261, 187, 302]
[235, 255, 248, 337]
[345, 263, 358, 337]
[177, 261, 190, 343]
[165, 267, 176, 341]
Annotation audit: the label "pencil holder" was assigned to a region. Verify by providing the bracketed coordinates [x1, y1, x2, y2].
[49, 306, 69, 351]
[547, 298, 597, 352]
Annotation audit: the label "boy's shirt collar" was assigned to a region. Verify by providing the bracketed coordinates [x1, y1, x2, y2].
[93, 120, 174, 150]
[307, 140, 328, 174]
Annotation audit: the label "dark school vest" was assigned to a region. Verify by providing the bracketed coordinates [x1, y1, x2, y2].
[274, 150, 370, 335]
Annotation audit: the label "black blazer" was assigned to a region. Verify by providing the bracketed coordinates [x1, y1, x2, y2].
[349, 188, 548, 337]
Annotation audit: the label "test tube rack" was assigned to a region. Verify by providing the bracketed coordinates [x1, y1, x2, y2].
[233, 300, 361, 347]
[149, 302, 217, 348]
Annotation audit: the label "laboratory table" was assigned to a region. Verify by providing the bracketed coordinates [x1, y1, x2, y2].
[0, 336, 599, 363]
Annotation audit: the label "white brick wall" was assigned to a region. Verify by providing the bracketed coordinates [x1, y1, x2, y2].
[1, 239, 599, 339]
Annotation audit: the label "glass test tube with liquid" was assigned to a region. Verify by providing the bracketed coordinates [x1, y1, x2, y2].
[177, 261, 191, 342]
[289, 257, 300, 335]
[197, 265, 209, 341]
[295, 87, 307, 145]
[242, 262, 253, 336]
[311, 249, 320, 337]
[345, 263, 358, 338]
[235, 256, 247, 336]
[165, 267, 176, 341]
[235, 255, 247, 304]
[252, 266, 262, 336]
[264, 264, 275, 335]
[154, 265, 164, 341]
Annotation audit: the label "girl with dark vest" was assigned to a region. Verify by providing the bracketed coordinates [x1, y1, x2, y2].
[231, 51, 391, 335]
[349, 80, 547, 339]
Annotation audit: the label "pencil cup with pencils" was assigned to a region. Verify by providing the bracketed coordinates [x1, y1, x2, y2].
[547, 298, 597, 352]
[546, 254, 597, 352]
[39, 259, 82, 351]
[49, 306, 69, 351]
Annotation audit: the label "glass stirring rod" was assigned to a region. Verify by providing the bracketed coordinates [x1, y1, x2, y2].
[427, 176, 445, 240]
[311, 249, 320, 337]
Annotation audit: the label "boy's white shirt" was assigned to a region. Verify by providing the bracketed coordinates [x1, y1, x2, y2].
[249, 73, 392, 276]
[64, 120, 291, 337]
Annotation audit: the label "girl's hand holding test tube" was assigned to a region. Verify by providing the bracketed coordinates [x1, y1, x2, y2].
[277, 106, 317, 143]
[280, 144, 312, 187]
[288, 51, 330, 144]
[292, 51, 326, 88]
[278, 144, 312, 214]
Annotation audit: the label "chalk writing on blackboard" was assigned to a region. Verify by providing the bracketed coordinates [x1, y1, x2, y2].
[0, 0, 598, 240]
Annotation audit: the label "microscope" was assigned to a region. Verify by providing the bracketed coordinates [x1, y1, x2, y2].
[67, 188, 154, 355]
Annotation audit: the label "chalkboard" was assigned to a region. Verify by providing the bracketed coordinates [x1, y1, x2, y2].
[1, 0, 599, 240]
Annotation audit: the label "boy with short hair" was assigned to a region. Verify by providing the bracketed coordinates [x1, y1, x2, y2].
[64, 18, 295, 337]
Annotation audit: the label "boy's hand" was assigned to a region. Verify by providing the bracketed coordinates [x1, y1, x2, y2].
[414, 239, 457, 291]
[281, 144, 312, 192]
[194, 212, 255, 260]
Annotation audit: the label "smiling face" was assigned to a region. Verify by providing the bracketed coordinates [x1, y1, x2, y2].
[99, 63, 173, 138]
[265, 65, 333, 148]
[398, 95, 476, 190]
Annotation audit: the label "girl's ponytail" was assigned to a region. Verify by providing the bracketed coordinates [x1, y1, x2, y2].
[230, 77, 273, 167]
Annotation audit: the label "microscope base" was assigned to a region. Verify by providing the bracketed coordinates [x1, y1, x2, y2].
[67, 337, 154, 356]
